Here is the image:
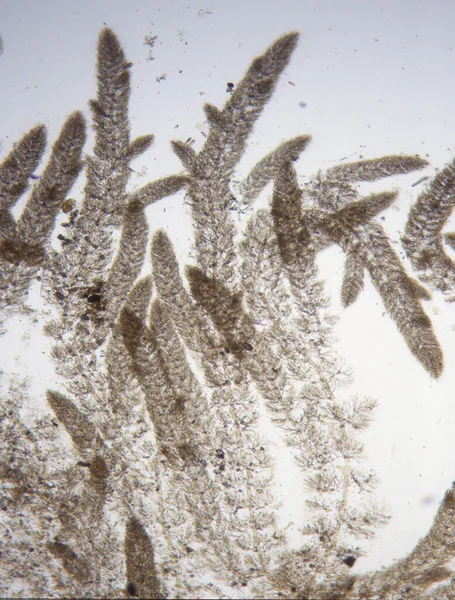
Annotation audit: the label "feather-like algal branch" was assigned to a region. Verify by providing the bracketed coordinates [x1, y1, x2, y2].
[4, 23, 455, 600]
[104, 200, 149, 326]
[241, 135, 311, 206]
[46, 390, 101, 454]
[125, 517, 164, 599]
[0, 125, 47, 210]
[17, 111, 86, 247]
[402, 158, 455, 300]
[353, 484, 455, 597]
[173, 32, 299, 287]
[129, 174, 189, 208]
[341, 242, 366, 307]
[0, 116, 84, 324]
[327, 154, 428, 183]
[303, 163, 443, 378]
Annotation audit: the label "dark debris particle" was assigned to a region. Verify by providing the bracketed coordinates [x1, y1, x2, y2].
[126, 582, 137, 596]
[87, 293, 102, 304]
[243, 342, 254, 351]
[342, 554, 357, 567]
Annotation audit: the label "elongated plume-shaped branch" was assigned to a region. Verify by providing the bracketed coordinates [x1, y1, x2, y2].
[44, 29, 155, 354]
[126, 134, 154, 160]
[302, 165, 442, 377]
[342, 222, 443, 378]
[310, 190, 398, 245]
[271, 162, 332, 347]
[198, 32, 299, 181]
[353, 484, 455, 598]
[327, 154, 428, 183]
[341, 242, 366, 307]
[104, 200, 148, 325]
[79, 28, 132, 227]
[46, 390, 101, 454]
[47, 542, 92, 583]
[128, 174, 189, 208]
[16, 111, 86, 247]
[151, 229, 232, 387]
[106, 277, 152, 432]
[118, 300, 200, 465]
[402, 158, 455, 299]
[124, 517, 164, 599]
[90, 28, 131, 166]
[0, 117, 84, 325]
[308, 206, 443, 377]
[0, 124, 47, 211]
[240, 135, 311, 206]
[172, 32, 299, 286]
[185, 265, 257, 361]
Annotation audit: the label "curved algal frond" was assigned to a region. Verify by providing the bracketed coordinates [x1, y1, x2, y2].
[344, 223, 443, 378]
[17, 111, 86, 247]
[241, 135, 311, 206]
[0, 116, 84, 324]
[151, 229, 227, 387]
[353, 483, 455, 598]
[126, 134, 154, 160]
[47, 542, 92, 583]
[0, 124, 47, 210]
[173, 32, 299, 286]
[304, 167, 443, 378]
[104, 201, 149, 325]
[327, 154, 428, 183]
[129, 174, 189, 208]
[46, 390, 100, 454]
[124, 518, 164, 600]
[197, 31, 299, 180]
[402, 158, 455, 299]
[341, 242, 366, 307]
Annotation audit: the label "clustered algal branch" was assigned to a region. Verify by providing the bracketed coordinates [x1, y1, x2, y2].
[0, 26, 454, 600]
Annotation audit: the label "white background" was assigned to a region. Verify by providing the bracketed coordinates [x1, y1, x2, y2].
[2, 0, 455, 578]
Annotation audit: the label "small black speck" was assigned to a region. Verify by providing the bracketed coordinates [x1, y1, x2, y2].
[126, 582, 137, 596]
[342, 554, 356, 567]
[87, 293, 102, 304]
